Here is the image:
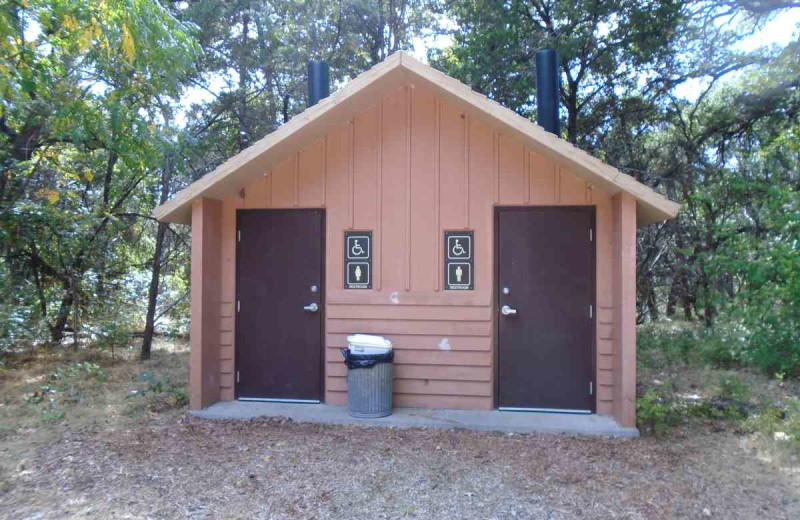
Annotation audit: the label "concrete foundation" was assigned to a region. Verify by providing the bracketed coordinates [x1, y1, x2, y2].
[191, 401, 639, 438]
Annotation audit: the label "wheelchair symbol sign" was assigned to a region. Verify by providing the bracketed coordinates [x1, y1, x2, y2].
[447, 235, 471, 260]
[344, 231, 373, 289]
[346, 235, 370, 259]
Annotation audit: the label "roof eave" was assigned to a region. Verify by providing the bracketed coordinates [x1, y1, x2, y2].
[154, 51, 680, 226]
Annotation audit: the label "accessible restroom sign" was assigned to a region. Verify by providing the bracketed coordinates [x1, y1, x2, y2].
[344, 231, 372, 289]
[444, 231, 474, 290]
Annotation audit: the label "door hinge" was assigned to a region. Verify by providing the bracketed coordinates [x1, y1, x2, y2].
[589, 381, 593, 395]
[589, 304, 593, 319]
[589, 228, 593, 242]
[236, 371, 240, 384]
[237, 300, 240, 313]
[238, 230, 241, 242]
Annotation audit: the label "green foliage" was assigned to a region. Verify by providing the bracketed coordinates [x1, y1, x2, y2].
[27, 361, 108, 404]
[744, 399, 800, 451]
[686, 401, 717, 419]
[126, 376, 187, 414]
[636, 389, 681, 436]
[1, 0, 199, 349]
[431, 0, 684, 142]
[716, 374, 750, 401]
[25, 361, 108, 424]
[638, 326, 699, 365]
[638, 320, 798, 377]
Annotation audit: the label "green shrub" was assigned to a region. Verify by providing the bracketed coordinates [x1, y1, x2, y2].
[637, 389, 681, 435]
[127, 377, 188, 414]
[744, 398, 800, 451]
[687, 401, 718, 419]
[716, 374, 750, 401]
[696, 326, 745, 367]
[637, 326, 702, 371]
[639, 320, 800, 378]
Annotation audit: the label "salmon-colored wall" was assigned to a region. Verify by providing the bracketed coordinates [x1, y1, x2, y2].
[190, 197, 222, 409]
[612, 193, 638, 426]
[205, 84, 629, 416]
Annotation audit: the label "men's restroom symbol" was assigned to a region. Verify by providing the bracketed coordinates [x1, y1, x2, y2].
[447, 262, 470, 287]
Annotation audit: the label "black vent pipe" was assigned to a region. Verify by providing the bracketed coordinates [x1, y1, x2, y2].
[535, 49, 560, 136]
[308, 60, 330, 107]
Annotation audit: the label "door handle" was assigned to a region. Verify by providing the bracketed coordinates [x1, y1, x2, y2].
[303, 303, 319, 313]
[501, 305, 517, 316]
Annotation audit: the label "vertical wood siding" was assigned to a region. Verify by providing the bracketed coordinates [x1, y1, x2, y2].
[215, 84, 617, 412]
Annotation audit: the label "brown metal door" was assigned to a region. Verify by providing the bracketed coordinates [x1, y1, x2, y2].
[236, 209, 324, 401]
[497, 207, 595, 412]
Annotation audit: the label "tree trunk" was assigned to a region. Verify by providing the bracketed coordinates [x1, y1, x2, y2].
[97, 151, 118, 301]
[48, 288, 74, 344]
[72, 280, 79, 351]
[700, 267, 715, 326]
[237, 12, 250, 151]
[647, 280, 659, 322]
[564, 77, 579, 143]
[666, 271, 678, 317]
[141, 153, 172, 361]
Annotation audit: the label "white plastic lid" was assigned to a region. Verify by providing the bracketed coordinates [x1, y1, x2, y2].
[347, 334, 392, 350]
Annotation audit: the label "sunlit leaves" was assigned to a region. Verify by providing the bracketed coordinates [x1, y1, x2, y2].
[0, 0, 199, 344]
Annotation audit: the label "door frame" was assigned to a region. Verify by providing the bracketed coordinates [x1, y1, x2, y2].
[234, 208, 326, 402]
[493, 206, 597, 413]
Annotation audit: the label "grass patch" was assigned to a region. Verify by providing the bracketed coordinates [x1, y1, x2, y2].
[125, 376, 188, 417]
[637, 321, 800, 467]
[744, 398, 800, 450]
[0, 339, 189, 438]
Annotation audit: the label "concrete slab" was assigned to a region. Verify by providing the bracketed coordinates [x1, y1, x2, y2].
[191, 401, 639, 438]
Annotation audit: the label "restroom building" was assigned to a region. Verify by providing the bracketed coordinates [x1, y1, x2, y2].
[154, 51, 679, 428]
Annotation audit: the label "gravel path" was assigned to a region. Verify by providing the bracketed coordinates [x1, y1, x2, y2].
[2, 415, 798, 519]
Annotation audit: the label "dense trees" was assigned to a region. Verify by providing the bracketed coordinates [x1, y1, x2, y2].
[0, 0, 797, 374]
[172, 0, 429, 175]
[0, 0, 198, 350]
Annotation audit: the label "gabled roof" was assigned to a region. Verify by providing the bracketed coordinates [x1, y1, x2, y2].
[155, 51, 679, 225]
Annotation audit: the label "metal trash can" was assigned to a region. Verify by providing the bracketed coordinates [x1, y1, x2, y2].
[341, 335, 393, 418]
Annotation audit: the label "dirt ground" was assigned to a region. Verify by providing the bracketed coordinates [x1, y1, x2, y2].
[1, 342, 799, 519]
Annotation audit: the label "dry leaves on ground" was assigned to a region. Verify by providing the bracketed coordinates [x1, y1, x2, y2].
[2, 414, 798, 520]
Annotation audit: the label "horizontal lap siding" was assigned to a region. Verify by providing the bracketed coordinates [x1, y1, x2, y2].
[217, 83, 616, 415]
[325, 315, 494, 409]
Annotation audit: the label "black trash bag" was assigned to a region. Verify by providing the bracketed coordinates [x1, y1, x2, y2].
[341, 348, 394, 369]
